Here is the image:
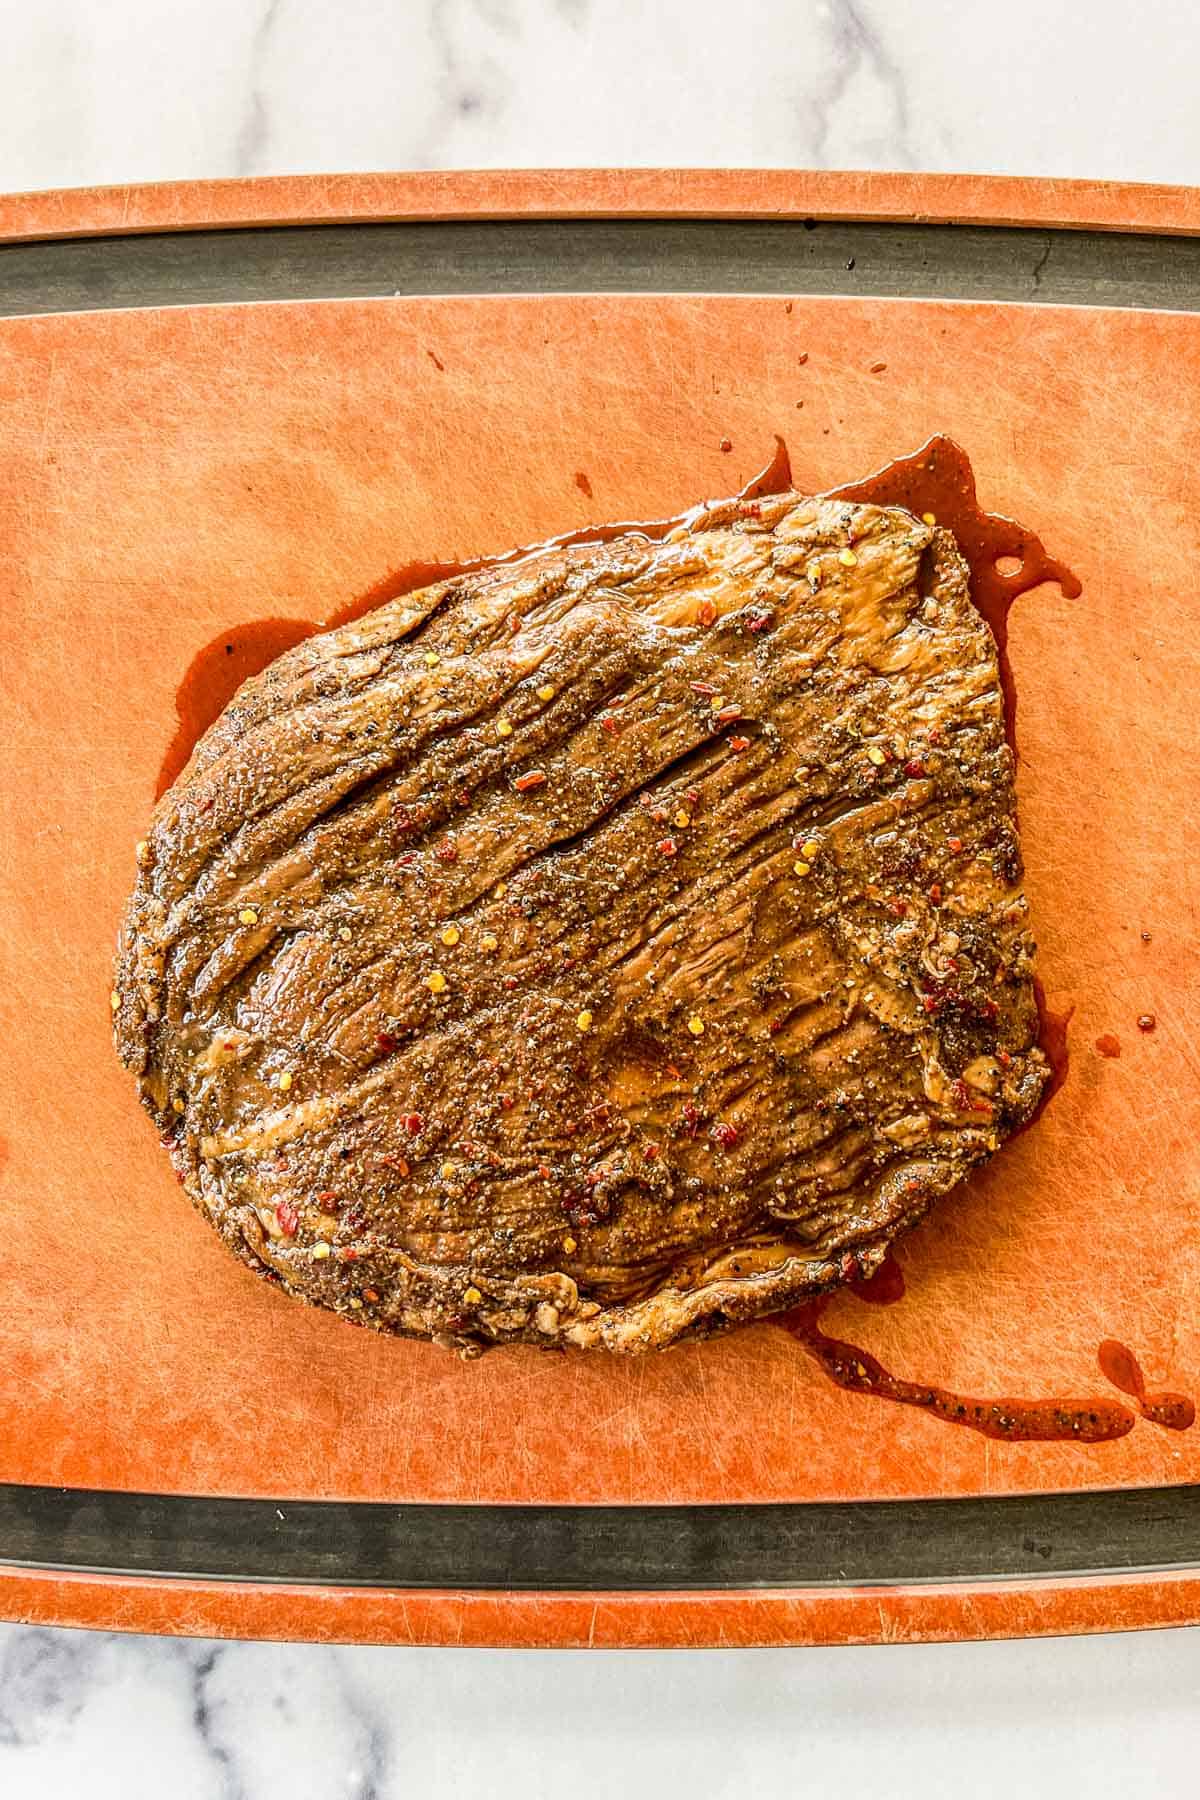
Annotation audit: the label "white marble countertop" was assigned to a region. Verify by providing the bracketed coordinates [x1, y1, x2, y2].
[5, 2, 1200, 1795]
[6, 0, 1200, 192]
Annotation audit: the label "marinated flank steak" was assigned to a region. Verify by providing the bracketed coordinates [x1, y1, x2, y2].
[113, 485, 1049, 1352]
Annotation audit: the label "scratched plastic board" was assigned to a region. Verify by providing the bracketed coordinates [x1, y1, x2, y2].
[0, 172, 1197, 1647]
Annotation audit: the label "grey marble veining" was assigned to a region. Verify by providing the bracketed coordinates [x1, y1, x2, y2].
[4, 1620, 1200, 1798]
[5, 0, 1200, 194]
[5, 1, 1200, 1795]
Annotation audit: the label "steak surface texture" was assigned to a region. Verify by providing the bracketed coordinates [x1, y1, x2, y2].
[113, 487, 1049, 1352]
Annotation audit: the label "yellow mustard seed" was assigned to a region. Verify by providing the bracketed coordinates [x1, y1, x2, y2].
[480, 933, 499, 953]
[793, 860, 811, 877]
[806, 560, 822, 585]
[576, 1010, 594, 1032]
[441, 925, 461, 947]
[496, 719, 513, 738]
[311, 1242, 332, 1261]
[867, 746, 887, 767]
[537, 684, 555, 702]
[424, 650, 440, 667]
[338, 926, 352, 942]
[172, 1097, 185, 1114]
[673, 809, 691, 829]
[687, 1015, 705, 1037]
[349, 1296, 364, 1309]
[921, 511, 936, 526]
[562, 1236, 578, 1254]
[441, 1161, 457, 1180]
[464, 1285, 483, 1306]
[110, 990, 120, 1011]
[239, 908, 259, 926]
[801, 838, 821, 859]
[277, 1071, 293, 1092]
[494, 881, 508, 896]
[838, 547, 859, 567]
[135, 839, 149, 862]
[426, 971, 448, 995]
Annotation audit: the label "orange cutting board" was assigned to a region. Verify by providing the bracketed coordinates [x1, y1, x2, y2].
[1, 171, 1198, 1647]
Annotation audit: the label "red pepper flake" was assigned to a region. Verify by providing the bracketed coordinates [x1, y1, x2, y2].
[696, 599, 718, 626]
[690, 681, 721, 696]
[362, 1287, 380, 1303]
[714, 706, 742, 725]
[710, 1119, 739, 1150]
[657, 838, 678, 857]
[682, 1100, 702, 1138]
[727, 735, 751, 751]
[378, 1154, 410, 1175]
[888, 899, 908, 919]
[503, 975, 519, 989]
[316, 1190, 340, 1213]
[903, 758, 926, 779]
[601, 715, 620, 734]
[998, 1050, 1012, 1069]
[507, 613, 522, 634]
[947, 836, 963, 854]
[922, 994, 940, 1014]
[928, 726, 943, 744]
[840, 1251, 860, 1280]
[376, 1031, 400, 1055]
[342, 1248, 359, 1261]
[928, 883, 943, 905]
[537, 1163, 552, 1179]
[949, 1079, 992, 1115]
[768, 1017, 783, 1035]
[499, 1094, 515, 1110]
[719, 437, 733, 453]
[435, 839, 459, 864]
[397, 853, 415, 866]
[686, 788, 700, 807]
[745, 608, 773, 635]
[403, 1112, 424, 1135]
[642, 1142, 661, 1162]
[514, 769, 547, 792]
[276, 1199, 299, 1238]
[740, 500, 762, 518]
[1137, 1013, 1157, 1033]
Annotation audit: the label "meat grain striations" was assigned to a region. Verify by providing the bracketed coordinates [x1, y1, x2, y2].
[113, 487, 1048, 1352]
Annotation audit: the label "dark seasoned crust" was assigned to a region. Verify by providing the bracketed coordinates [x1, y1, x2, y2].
[113, 487, 1048, 1352]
